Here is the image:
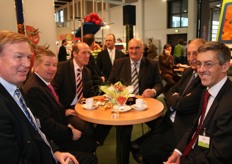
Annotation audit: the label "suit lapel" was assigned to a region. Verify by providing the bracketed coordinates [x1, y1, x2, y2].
[69, 60, 76, 90]
[203, 79, 231, 126]
[138, 58, 147, 80]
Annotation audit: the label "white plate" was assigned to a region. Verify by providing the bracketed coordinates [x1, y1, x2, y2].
[82, 104, 98, 110]
[131, 104, 148, 111]
[113, 105, 131, 112]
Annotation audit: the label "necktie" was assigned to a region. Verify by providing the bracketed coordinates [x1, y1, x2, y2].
[15, 88, 56, 159]
[76, 68, 83, 101]
[15, 88, 38, 130]
[48, 84, 59, 104]
[183, 90, 210, 156]
[182, 72, 195, 96]
[131, 62, 139, 95]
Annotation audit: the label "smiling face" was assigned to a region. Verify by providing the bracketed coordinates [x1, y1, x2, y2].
[0, 42, 31, 85]
[34, 55, 58, 83]
[186, 39, 205, 70]
[197, 50, 229, 88]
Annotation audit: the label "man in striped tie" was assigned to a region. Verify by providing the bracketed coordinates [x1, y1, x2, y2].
[96, 38, 163, 164]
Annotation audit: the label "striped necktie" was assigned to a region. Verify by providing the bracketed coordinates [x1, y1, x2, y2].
[76, 68, 83, 101]
[131, 62, 139, 95]
[15, 88, 56, 159]
[15, 88, 38, 130]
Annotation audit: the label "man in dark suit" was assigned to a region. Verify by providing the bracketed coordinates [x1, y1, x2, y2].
[58, 39, 68, 62]
[165, 41, 232, 164]
[23, 48, 97, 159]
[96, 33, 125, 80]
[52, 42, 96, 136]
[136, 39, 206, 163]
[97, 38, 163, 163]
[0, 30, 78, 164]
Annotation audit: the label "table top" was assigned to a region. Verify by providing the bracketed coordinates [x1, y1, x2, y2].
[75, 96, 164, 126]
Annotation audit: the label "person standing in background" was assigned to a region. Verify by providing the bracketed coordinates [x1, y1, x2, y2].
[147, 38, 158, 59]
[58, 39, 68, 62]
[174, 39, 184, 64]
[96, 33, 125, 80]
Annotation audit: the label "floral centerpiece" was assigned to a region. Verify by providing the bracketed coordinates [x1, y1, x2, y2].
[99, 81, 133, 105]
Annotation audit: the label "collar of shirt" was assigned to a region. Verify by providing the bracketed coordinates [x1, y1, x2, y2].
[130, 59, 141, 71]
[34, 72, 50, 85]
[107, 48, 115, 54]
[204, 76, 227, 117]
[0, 76, 18, 97]
[73, 59, 83, 76]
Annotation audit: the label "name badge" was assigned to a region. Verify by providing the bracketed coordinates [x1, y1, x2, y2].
[198, 135, 210, 148]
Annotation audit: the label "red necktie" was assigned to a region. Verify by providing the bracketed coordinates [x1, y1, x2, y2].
[183, 90, 210, 156]
[48, 84, 59, 104]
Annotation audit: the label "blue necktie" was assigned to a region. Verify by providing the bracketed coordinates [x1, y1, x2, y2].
[15, 88, 38, 130]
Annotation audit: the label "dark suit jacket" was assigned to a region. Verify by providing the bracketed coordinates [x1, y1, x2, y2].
[177, 78, 232, 164]
[86, 54, 104, 90]
[51, 59, 95, 108]
[58, 45, 67, 62]
[165, 68, 205, 141]
[96, 49, 125, 79]
[0, 83, 56, 164]
[108, 57, 163, 97]
[23, 73, 73, 145]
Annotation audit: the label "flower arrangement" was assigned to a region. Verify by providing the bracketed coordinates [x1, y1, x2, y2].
[100, 81, 133, 104]
[84, 12, 103, 25]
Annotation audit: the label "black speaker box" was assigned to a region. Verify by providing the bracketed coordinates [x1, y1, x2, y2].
[123, 5, 136, 26]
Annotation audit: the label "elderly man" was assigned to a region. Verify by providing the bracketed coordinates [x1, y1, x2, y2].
[133, 39, 206, 164]
[52, 42, 95, 138]
[0, 30, 78, 164]
[96, 38, 163, 164]
[96, 33, 125, 80]
[165, 41, 232, 164]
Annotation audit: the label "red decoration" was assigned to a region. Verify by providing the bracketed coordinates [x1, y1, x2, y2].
[84, 12, 103, 25]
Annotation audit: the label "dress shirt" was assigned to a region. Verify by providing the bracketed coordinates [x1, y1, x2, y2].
[108, 48, 115, 64]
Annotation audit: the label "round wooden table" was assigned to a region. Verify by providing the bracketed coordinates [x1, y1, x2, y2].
[75, 96, 164, 125]
[75, 96, 164, 164]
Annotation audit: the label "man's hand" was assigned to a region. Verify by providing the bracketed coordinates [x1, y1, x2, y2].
[68, 124, 82, 140]
[163, 151, 180, 164]
[142, 89, 156, 98]
[54, 151, 79, 164]
[65, 109, 77, 117]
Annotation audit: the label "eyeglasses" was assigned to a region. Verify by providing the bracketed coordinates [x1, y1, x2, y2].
[196, 61, 220, 69]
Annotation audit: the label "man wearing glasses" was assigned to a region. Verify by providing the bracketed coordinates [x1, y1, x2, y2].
[165, 41, 232, 164]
